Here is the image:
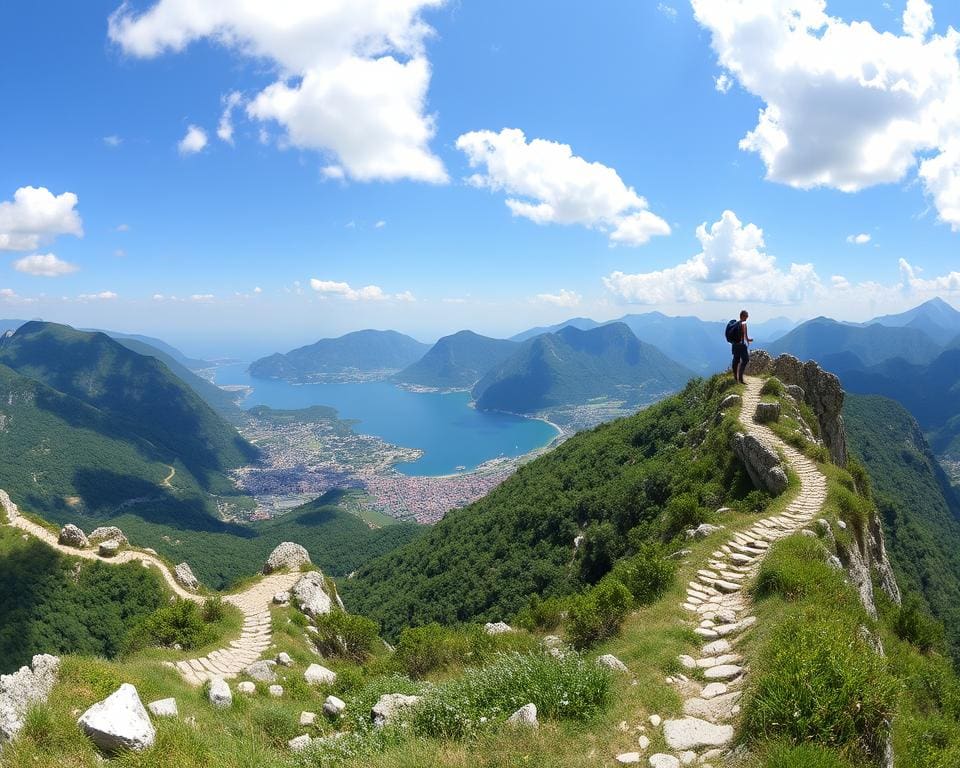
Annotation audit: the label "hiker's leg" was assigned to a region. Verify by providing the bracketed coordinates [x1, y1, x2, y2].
[739, 349, 750, 382]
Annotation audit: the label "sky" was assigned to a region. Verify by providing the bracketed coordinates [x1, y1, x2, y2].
[1, 0, 959, 358]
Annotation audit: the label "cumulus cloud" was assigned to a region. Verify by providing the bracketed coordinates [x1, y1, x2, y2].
[847, 233, 872, 244]
[309, 278, 413, 302]
[898, 257, 960, 293]
[178, 124, 208, 155]
[217, 91, 243, 144]
[714, 73, 733, 93]
[13, 253, 79, 277]
[535, 289, 581, 307]
[456, 128, 671, 246]
[0, 186, 83, 251]
[603, 210, 821, 305]
[109, 0, 448, 183]
[691, 0, 960, 229]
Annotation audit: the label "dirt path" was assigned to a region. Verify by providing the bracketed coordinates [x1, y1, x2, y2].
[161, 465, 176, 488]
[1, 489, 298, 686]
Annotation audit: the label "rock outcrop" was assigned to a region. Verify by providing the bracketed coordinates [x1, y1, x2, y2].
[754, 401, 780, 423]
[0, 654, 60, 742]
[731, 432, 788, 495]
[88, 526, 128, 546]
[746, 352, 847, 465]
[0, 490, 19, 523]
[58, 524, 88, 548]
[263, 542, 311, 574]
[292, 571, 332, 617]
[174, 563, 199, 591]
[98, 540, 120, 557]
[77, 683, 156, 753]
[371, 693, 421, 727]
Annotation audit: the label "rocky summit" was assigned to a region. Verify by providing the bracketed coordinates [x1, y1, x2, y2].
[262, 542, 311, 574]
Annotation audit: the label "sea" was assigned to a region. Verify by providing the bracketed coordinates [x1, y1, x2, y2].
[214, 363, 559, 477]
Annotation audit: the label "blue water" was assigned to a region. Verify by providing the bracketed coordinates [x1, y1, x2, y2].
[214, 364, 559, 476]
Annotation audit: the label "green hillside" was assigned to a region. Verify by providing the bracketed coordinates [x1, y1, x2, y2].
[249, 329, 430, 381]
[844, 393, 960, 663]
[342, 374, 756, 639]
[472, 323, 693, 414]
[395, 330, 518, 389]
[768, 316, 942, 367]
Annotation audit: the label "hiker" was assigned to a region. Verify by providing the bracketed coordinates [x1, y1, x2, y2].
[727, 310, 753, 384]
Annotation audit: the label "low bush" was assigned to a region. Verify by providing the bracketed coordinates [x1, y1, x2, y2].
[760, 377, 784, 397]
[252, 705, 300, 748]
[412, 651, 610, 739]
[394, 623, 540, 679]
[201, 596, 225, 623]
[797, 401, 820, 438]
[894, 594, 947, 654]
[741, 605, 897, 761]
[610, 543, 676, 606]
[312, 611, 380, 662]
[832, 483, 869, 534]
[660, 492, 707, 541]
[126, 599, 215, 651]
[752, 535, 850, 607]
[514, 594, 567, 632]
[566, 577, 632, 649]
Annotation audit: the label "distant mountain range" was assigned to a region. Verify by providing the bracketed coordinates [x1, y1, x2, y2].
[249, 329, 430, 381]
[394, 330, 518, 389]
[472, 323, 694, 414]
[864, 296, 960, 346]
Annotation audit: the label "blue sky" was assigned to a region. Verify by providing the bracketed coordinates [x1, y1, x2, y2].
[1, 0, 959, 358]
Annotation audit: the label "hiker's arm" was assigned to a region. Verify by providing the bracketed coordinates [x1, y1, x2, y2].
[744, 323, 753, 343]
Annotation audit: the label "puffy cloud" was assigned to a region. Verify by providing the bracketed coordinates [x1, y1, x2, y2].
[253, 286, 263, 294]
[178, 124, 208, 155]
[217, 91, 243, 144]
[456, 128, 671, 246]
[846, 233, 872, 244]
[0, 186, 83, 251]
[375, 220, 387, 229]
[603, 210, 821, 305]
[13, 253, 79, 277]
[534, 289, 581, 307]
[691, 0, 960, 229]
[395, 290, 416, 302]
[110, 0, 448, 183]
[309, 279, 412, 302]
[898, 257, 960, 293]
[715, 73, 733, 93]
[831, 274, 852, 289]
[78, 291, 118, 301]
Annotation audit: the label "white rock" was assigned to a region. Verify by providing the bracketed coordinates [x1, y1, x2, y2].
[58, 524, 88, 548]
[263, 542, 311, 574]
[543, 635, 562, 648]
[597, 654, 629, 672]
[268, 685, 284, 697]
[663, 717, 733, 750]
[174, 563, 199, 591]
[245, 661, 277, 683]
[506, 703, 537, 727]
[703, 664, 742, 680]
[638, 734, 650, 750]
[147, 698, 178, 718]
[371, 693, 421, 727]
[276, 652, 293, 667]
[701, 639, 731, 656]
[323, 695, 345, 717]
[837, 520, 847, 530]
[700, 682, 728, 700]
[88, 526, 128, 546]
[680, 752, 696, 766]
[292, 572, 332, 618]
[678, 655, 697, 670]
[484, 621, 512, 635]
[649, 714, 662, 728]
[649, 755, 680, 768]
[300, 711, 317, 726]
[77, 684, 156, 752]
[288, 734, 311, 752]
[236, 681, 255, 695]
[208, 678, 232, 709]
[273, 591, 290, 605]
[616, 753, 641, 764]
[98, 539, 120, 557]
[0, 654, 60, 742]
[304, 664, 336, 686]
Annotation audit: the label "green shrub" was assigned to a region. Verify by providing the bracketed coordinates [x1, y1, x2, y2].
[737, 489, 771, 514]
[760, 377, 784, 396]
[832, 484, 869, 534]
[201, 595, 225, 623]
[741, 606, 897, 760]
[566, 577, 632, 649]
[312, 611, 379, 662]
[610, 543, 676, 606]
[752, 536, 850, 607]
[515, 594, 567, 632]
[797, 401, 820, 438]
[895, 595, 947, 654]
[395, 623, 453, 679]
[394, 623, 538, 679]
[252, 705, 300, 748]
[762, 741, 853, 768]
[661, 493, 707, 541]
[126, 599, 214, 651]
[412, 651, 610, 739]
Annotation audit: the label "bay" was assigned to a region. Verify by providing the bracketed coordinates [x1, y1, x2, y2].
[214, 364, 559, 476]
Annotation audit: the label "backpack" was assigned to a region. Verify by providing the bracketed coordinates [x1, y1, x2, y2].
[725, 319, 742, 344]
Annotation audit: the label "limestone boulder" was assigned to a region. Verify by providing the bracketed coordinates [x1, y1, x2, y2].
[743, 350, 772, 376]
[276, 652, 293, 667]
[718, 394, 741, 411]
[273, 591, 290, 605]
[292, 571, 332, 618]
[288, 734, 311, 752]
[323, 695, 345, 717]
[785, 384, 805, 402]
[371, 693, 421, 727]
[245, 661, 277, 683]
[208, 678, 232, 709]
[484, 621, 512, 635]
[754, 402, 780, 423]
[147, 698, 178, 718]
[236, 682, 255, 695]
[304, 664, 337, 686]
[0, 654, 60, 742]
[77, 683, 156, 753]
[98, 539, 120, 557]
[662, 717, 733, 751]
[263, 542, 311, 574]
[649, 756, 680, 768]
[58, 524, 88, 548]
[88, 526, 128, 546]
[506, 703, 538, 727]
[731, 432, 789, 495]
[597, 654, 629, 672]
[174, 563, 199, 591]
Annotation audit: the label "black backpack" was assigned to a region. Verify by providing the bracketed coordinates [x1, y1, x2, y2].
[725, 319, 741, 344]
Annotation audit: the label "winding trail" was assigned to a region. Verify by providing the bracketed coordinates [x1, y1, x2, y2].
[654, 376, 829, 765]
[1, 489, 298, 687]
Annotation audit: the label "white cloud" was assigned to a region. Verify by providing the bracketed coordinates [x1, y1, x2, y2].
[253, 286, 262, 294]
[0, 186, 83, 251]
[115, 223, 130, 232]
[103, 135, 122, 147]
[691, 0, 960, 229]
[846, 233, 872, 244]
[110, 0, 448, 183]
[217, 91, 243, 144]
[78, 291, 118, 301]
[322, 165, 346, 181]
[178, 124, 208, 155]
[13, 253, 79, 277]
[535, 289, 581, 308]
[831, 274, 851, 290]
[309, 278, 412, 301]
[657, 3, 678, 21]
[603, 210, 821, 305]
[456, 128, 671, 246]
[190, 293, 215, 302]
[375, 220, 387, 229]
[714, 73, 732, 94]
[899, 257, 960, 293]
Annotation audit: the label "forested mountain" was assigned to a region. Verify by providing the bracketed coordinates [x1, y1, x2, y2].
[249, 329, 430, 381]
[342, 375, 748, 638]
[394, 330, 518, 389]
[510, 317, 601, 343]
[845, 394, 960, 663]
[768, 316, 943, 367]
[99, 331, 209, 370]
[867, 296, 960, 346]
[472, 323, 693, 415]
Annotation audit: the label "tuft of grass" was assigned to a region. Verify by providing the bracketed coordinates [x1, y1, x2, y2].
[752, 535, 852, 608]
[760, 377, 785, 397]
[759, 741, 855, 768]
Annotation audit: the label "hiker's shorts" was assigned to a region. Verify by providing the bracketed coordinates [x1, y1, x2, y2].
[732, 343, 749, 369]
